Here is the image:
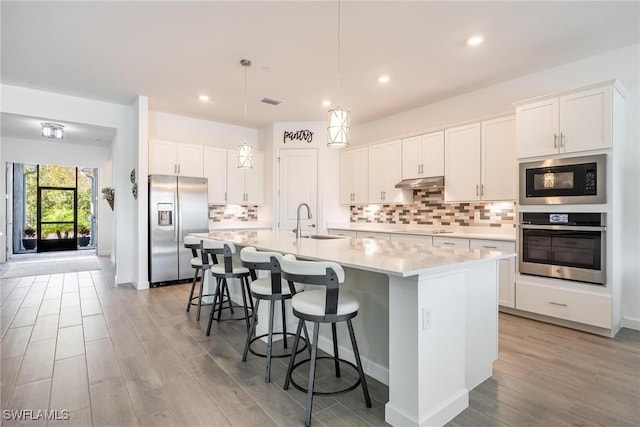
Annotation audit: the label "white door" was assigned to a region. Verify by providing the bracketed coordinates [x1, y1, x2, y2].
[401, 136, 422, 179]
[381, 140, 407, 203]
[515, 98, 559, 159]
[445, 123, 481, 202]
[560, 86, 612, 153]
[339, 150, 354, 205]
[368, 144, 386, 203]
[226, 150, 246, 204]
[149, 139, 178, 175]
[422, 131, 445, 177]
[352, 148, 369, 204]
[203, 147, 227, 204]
[278, 149, 317, 232]
[245, 152, 265, 205]
[482, 116, 516, 201]
[176, 143, 204, 177]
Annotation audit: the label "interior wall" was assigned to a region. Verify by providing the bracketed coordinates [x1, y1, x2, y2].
[1, 136, 113, 257]
[1, 84, 137, 284]
[352, 44, 640, 328]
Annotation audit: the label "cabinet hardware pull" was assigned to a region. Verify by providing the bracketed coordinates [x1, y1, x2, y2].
[553, 133, 558, 148]
[178, 164, 181, 174]
[548, 301, 568, 307]
[482, 245, 497, 249]
[421, 164, 424, 174]
[224, 192, 227, 201]
[481, 184, 484, 196]
[476, 184, 479, 196]
[442, 242, 455, 245]
[418, 164, 421, 174]
[559, 132, 564, 148]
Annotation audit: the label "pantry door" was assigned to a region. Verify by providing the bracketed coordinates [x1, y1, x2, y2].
[278, 149, 318, 233]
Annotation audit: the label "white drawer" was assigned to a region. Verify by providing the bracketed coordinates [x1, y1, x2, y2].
[516, 282, 611, 329]
[432, 236, 469, 248]
[470, 239, 515, 253]
[356, 231, 391, 241]
[327, 229, 357, 238]
[390, 234, 433, 246]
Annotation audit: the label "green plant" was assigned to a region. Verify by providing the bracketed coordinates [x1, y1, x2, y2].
[23, 227, 36, 238]
[78, 227, 91, 237]
[101, 187, 114, 202]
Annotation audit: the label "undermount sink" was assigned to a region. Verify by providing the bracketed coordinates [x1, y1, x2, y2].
[301, 234, 345, 240]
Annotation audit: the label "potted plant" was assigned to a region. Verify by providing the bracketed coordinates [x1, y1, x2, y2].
[102, 187, 114, 210]
[22, 227, 36, 250]
[78, 227, 91, 247]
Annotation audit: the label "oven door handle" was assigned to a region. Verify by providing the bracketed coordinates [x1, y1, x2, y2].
[520, 224, 606, 232]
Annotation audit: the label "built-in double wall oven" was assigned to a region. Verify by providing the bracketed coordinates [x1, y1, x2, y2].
[519, 212, 606, 285]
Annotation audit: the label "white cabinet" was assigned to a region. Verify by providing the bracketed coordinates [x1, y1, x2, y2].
[368, 140, 411, 204]
[401, 131, 444, 179]
[445, 116, 516, 202]
[432, 236, 469, 248]
[149, 139, 203, 177]
[203, 147, 227, 204]
[515, 83, 617, 159]
[356, 231, 390, 241]
[445, 123, 482, 202]
[339, 148, 368, 205]
[390, 234, 433, 246]
[470, 239, 516, 308]
[226, 150, 264, 205]
[327, 229, 357, 238]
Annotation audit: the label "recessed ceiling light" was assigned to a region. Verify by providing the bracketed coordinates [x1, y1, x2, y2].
[198, 95, 210, 102]
[378, 75, 390, 83]
[467, 35, 484, 46]
[322, 100, 331, 107]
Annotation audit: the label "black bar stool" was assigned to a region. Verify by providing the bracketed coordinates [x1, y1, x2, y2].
[239, 247, 310, 382]
[201, 239, 254, 335]
[280, 258, 371, 427]
[184, 236, 212, 321]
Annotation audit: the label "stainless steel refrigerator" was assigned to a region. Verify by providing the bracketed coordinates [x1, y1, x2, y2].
[149, 175, 208, 286]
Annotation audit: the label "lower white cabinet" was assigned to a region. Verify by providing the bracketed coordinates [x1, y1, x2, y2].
[356, 231, 391, 241]
[516, 282, 611, 329]
[470, 239, 516, 308]
[432, 236, 470, 248]
[390, 234, 433, 246]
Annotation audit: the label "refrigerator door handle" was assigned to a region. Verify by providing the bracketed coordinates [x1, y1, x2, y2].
[174, 192, 179, 243]
[177, 191, 183, 242]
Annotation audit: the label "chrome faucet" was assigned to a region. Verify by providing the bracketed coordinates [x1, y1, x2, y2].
[294, 203, 313, 239]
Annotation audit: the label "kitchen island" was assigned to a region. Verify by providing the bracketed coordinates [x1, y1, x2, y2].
[193, 230, 514, 427]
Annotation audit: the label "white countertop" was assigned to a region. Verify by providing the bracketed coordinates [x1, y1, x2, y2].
[326, 223, 516, 242]
[192, 230, 514, 278]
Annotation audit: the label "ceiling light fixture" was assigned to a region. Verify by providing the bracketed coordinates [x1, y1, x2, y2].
[41, 122, 64, 139]
[238, 59, 254, 169]
[322, 100, 331, 107]
[378, 75, 390, 83]
[467, 35, 484, 46]
[198, 94, 210, 102]
[327, 0, 349, 148]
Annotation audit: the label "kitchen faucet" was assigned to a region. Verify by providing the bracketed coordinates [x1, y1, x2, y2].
[294, 203, 313, 239]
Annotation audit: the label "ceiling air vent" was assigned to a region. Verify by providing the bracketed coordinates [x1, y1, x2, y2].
[261, 97, 282, 106]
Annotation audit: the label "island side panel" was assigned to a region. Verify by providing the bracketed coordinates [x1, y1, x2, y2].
[385, 270, 468, 427]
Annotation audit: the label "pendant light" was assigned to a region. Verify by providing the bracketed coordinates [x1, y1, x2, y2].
[41, 122, 64, 139]
[327, 0, 350, 148]
[238, 59, 254, 169]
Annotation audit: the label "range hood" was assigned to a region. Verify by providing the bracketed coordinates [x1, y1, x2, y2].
[394, 176, 444, 189]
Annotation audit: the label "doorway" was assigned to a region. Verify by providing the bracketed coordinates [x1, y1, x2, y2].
[12, 163, 97, 254]
[278, 148, 318, 232]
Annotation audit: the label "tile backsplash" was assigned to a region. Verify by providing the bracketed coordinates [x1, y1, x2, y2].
[350, 190, 515, 229]
[209, 205, 258, 222]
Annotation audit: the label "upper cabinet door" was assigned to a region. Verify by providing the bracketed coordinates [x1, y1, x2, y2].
[226, 150, 246, 205]
[245, 152, 264, 205]
[381, 140, 409, 204]
[368, 144, 386, 203]
[203, 147, 227, 204]
[352, 148, 369, 204]
[445, 123, 481, 202]
[421, 131, 444, 177]
[176, 143, 204, 177]
[559, 85, 612, 153]
[515, 98, 559, 159]
[339, 150, 355, 205]
[401, 136, 422, 180]
[482, 116, 516, 201]
[149, 139, 178, 175]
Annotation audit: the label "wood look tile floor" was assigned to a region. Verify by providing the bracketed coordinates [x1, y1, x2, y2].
[1, 266, 639, 426]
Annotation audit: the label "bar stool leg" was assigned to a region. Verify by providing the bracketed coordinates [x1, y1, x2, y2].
[304, 322, 320, 427]
[266, 299, 276, 382]
[284, 319, 304, 390]
[224, 279, 235, 315]
[239, 277, 251, 333]
[331, 322, 341, 378]
[301, 320, 313, 358]
[196, 275, 205, 321]
[242, 298, 261, 362]
[347, 319, 372, 408]
[206, 278, 223, 336]
[187, 267, 199, 312]
[281, 300, 288, 349]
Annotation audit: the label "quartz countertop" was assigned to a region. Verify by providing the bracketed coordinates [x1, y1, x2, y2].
[192, 230, 514, 278]
[326, 223, 516, 242]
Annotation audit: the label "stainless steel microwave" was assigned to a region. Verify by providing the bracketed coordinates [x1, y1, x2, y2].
[519, 154, 606, 205]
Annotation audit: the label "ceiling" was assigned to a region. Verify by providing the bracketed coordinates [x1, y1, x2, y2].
[1, 1, 639, 132]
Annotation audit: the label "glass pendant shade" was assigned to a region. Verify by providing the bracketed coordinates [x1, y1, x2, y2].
[41, 122, 64, 139]
[327, 107, 350, 148]
[238, 143, 254, 169]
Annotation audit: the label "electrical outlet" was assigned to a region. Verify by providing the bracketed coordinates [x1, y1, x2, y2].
[422, 307, 432, 330]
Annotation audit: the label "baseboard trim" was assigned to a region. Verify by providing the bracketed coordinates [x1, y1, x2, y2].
[621, 316, 640, 331]
[136, 280, 150, 290]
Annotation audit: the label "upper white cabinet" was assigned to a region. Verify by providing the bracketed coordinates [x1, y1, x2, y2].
[515, 82, 620, 159]
[401, 131, 444, 179]
[339, 148, 368, 205]
[203, 147, 227, 204]
[149, 139, 203, 177]
[445, 116, 516, 202]
[368, 140, 411, 204]
[226, 150, 264, 205]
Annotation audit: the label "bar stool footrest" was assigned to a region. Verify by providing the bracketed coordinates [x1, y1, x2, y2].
[247, 332, 308, 359]
[188, 293, 216, 307]
[211, 302, 253, 323]
[288, 356, 362, 396]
